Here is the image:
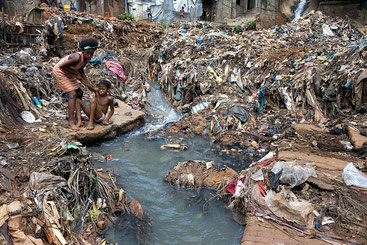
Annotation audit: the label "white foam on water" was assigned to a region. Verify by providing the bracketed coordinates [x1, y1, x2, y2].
[294, 0, 307, 20]
[131, 83, 181, 135]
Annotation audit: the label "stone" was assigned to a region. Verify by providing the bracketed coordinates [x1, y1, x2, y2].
[129, 198, 148, 220]
[65, 100, 145, 144]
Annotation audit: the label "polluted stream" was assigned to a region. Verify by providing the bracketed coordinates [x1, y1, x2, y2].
[88, 84, 245, 244]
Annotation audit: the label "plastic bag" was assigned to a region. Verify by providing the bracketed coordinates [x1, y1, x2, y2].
[272, 161, 317, 187]
[342, 163, 367, 188]
[29, 172, 69, 196]
[231, 105, 249, 123]
[322, 24, 334, 36]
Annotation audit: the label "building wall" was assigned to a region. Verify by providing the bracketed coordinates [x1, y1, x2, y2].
[318, 0, 367, 25]
[259, 0, 280, 28]
[1, 0, 34, 18]
[216, 0, 234, 20]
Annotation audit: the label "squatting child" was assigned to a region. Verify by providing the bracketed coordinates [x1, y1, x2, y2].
[76, 80, 114, 130]
[53, 38, 98, 130]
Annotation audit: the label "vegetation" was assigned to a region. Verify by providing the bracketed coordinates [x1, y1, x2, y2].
[234, 25, 242, 34]
[118, 13, 135, 21]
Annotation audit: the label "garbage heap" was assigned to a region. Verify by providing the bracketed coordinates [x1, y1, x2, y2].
[165, 155, 367, 244]
[38, 5, 163, 55]
[1, 124, 153, 244]
[0, 8, 159, 244]
[222, 154, 367, 243]
[150, 11, 367, 137]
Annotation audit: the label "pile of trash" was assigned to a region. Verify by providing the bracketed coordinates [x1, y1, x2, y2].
[150, 11, 367, 137]
[0, 124, 151, 244]
[222, 154, 367, 243]
[39, 5, 163, 54]
[165, 154, 367, 243]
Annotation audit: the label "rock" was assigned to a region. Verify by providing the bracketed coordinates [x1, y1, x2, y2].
[65, 100, 145, 144]
[347, 126, 367, 149]
[292, 124, 329, 135]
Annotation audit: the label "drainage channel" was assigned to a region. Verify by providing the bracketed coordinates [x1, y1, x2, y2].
[89, 134, 244, 245]
[88, 84, 244, 244]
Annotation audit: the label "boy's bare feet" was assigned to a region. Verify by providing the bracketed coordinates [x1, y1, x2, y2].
[76, 121, 83, 127]
[86, 123, 94, 130]
[68, 123, 80, 130]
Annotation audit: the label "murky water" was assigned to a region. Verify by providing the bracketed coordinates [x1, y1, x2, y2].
[89, 134, 244, 245]
[88, 82, 245, 244]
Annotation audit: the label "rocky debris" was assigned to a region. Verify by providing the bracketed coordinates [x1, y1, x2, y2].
[165, 160, 237, 188]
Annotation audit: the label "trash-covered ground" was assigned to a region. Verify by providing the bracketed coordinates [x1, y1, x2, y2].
[0, 7, 162, 244]
[1, 5, 367, 245]
[156, 10, 367, 244]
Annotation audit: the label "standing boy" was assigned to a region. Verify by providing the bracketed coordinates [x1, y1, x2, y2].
[179, 7, 185, 22]
[76, 80, 114, 130]
[147, 7, 152, 21]
[212, 7, 216, 22]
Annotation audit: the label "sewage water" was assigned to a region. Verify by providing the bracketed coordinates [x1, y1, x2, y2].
[88, 83, 244, 244]
[89, 134, 244, 245]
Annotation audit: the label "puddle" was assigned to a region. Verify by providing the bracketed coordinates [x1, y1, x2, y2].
[89, 134, 244, 244]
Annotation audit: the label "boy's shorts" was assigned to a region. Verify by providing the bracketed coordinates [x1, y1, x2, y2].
[94, 113, 105, 123]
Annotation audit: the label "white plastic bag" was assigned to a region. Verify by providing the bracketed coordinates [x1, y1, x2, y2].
[322, 24, 334, 37]
[342, 163, 367, 188]
[272, 161, 317, 187]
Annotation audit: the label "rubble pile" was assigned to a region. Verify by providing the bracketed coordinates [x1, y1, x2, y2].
[150, 11, 367, 137]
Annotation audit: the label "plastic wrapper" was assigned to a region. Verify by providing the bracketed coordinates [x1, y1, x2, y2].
[342, 163, 367, 188]
[271, 161, 317, 187]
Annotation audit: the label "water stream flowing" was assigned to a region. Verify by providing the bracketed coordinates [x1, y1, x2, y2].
[132, 83, 181, 135]
[294, 0, 307, 20]
[88, 85, 244, 244]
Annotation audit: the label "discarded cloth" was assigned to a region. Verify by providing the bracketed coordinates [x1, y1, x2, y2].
[105, 61, 127, 84]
